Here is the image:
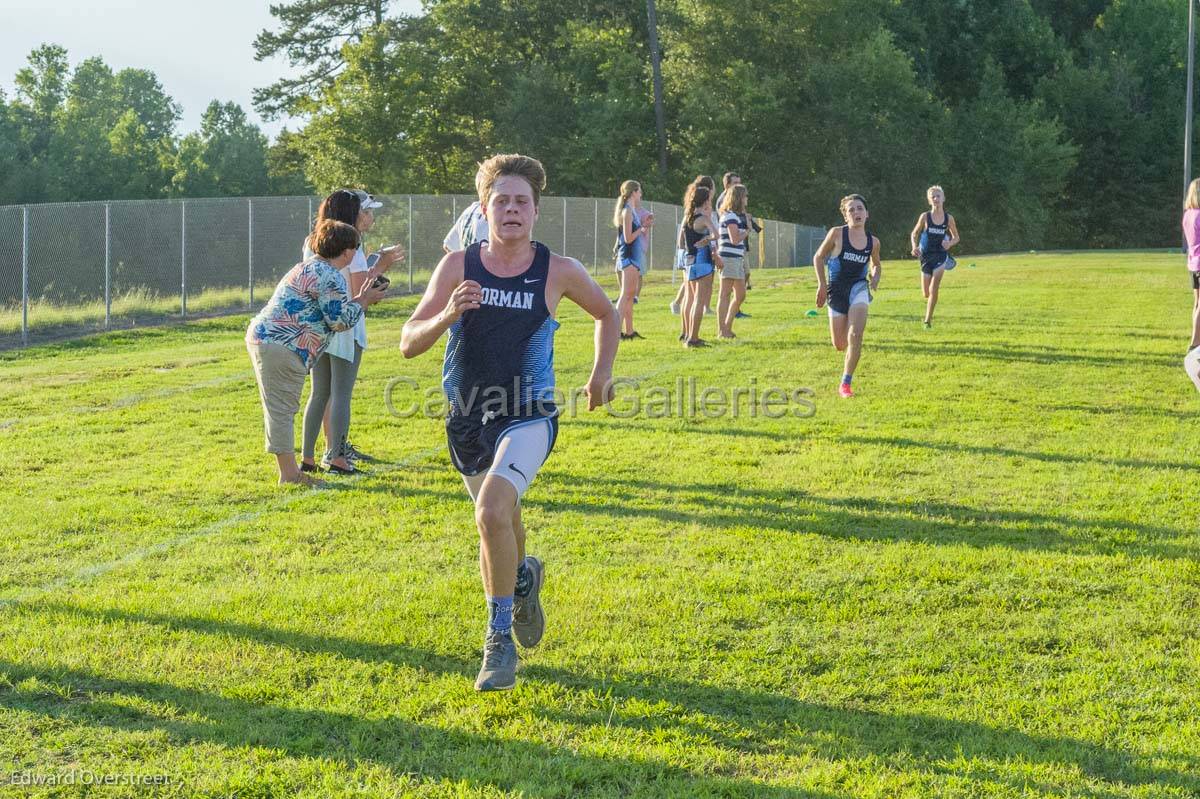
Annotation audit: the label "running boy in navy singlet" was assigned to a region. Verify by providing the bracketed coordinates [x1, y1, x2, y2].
[813, 194, 882, 398]
[401, 154, 619, 692]
[909, 185, 960, 328]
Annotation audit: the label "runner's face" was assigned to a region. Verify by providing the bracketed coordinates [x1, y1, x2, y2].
[928, 189, 944, 206]
[843, 200, 868, 227]
[485, 176, 538, 242]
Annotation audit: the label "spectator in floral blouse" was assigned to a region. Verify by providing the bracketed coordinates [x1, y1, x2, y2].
[246, 219, 389, 485]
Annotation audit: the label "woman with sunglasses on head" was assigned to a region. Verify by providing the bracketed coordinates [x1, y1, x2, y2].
[300, 189, 405, 474]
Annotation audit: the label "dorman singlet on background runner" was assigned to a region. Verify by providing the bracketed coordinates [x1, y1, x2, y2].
[443, 241, 560, 475]
[827, 226, 872, 315]
[920, 211, 949, 271]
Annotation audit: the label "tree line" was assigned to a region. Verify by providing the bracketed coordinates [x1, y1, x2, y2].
[0, 45, 310, 205]
[2, 1, 1195, 253]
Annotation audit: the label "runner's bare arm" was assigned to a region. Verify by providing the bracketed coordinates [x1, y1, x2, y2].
[945, 215, 960, 250]
[400, 252, 478, 358]
[869, 236, 882, 290]
[556, 255, 619, 410]
[813, 227, 840, 307]
[910, 213, 927, 256]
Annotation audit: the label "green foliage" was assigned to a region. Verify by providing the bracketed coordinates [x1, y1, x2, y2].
[1035, 0, 1193, 249]
[266, 129, 316, 196]
[171, 101, 271, 197]
[252, 0, 394, 118]
[271, 0, 1086, 250]
[948, 62, 1077, 252]
[2, 0, 1197, 251]
[0, 46, 274, 204]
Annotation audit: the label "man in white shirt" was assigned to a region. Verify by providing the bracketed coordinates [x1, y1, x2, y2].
[715, 171, 740, 211]
[443, 200, 491, 253]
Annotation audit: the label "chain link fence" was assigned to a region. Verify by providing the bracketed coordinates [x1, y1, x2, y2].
[0, 194, 824, 348]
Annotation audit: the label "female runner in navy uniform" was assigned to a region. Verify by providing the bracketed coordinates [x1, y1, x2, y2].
[909, 185, 960, 328]
[813, 194, 881, 398]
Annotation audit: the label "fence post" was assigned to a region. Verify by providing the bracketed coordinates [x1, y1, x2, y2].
[247, 198, 255, 309]
[562, 196, 568, 256]
[104, 203, 111, 329]
[672, 205, 679, 286]
[592, 199, 598, 275]
[180, 200, 187, 316]
[20, 206, 28, 346]
[648, 204, 654, 271]
[308, 196, 313, 228]
[407, 195, 414, 293]
[775, 222, 780, 269]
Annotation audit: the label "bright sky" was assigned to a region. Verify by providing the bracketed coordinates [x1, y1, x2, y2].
[0, 0, 424, 140]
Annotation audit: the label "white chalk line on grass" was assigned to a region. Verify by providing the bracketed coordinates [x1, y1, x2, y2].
[0, 443, 448, 610]
[1, 303, 816, 610]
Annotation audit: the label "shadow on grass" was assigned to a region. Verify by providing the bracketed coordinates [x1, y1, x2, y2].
[567, 417, 797, 440]
[0, 652, 839, 799]
[1044, 402, 1197, 422]
[840, 433, 1198, 473]
[524, 474, 1195, 561]
[5, 602, 1199, 798]
[355, 448, 1193, 559]
[871, 340, 1180, 369]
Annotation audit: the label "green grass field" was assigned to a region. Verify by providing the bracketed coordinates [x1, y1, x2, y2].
[1, 252, 1198, 798]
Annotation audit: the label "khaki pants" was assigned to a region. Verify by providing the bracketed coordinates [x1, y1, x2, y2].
[247, 341, 308, 454]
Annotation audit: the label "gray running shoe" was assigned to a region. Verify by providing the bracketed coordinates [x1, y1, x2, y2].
[475, 630, 519, 691]
[513, 556, 545, 648]
[345, 441, 375, 462]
